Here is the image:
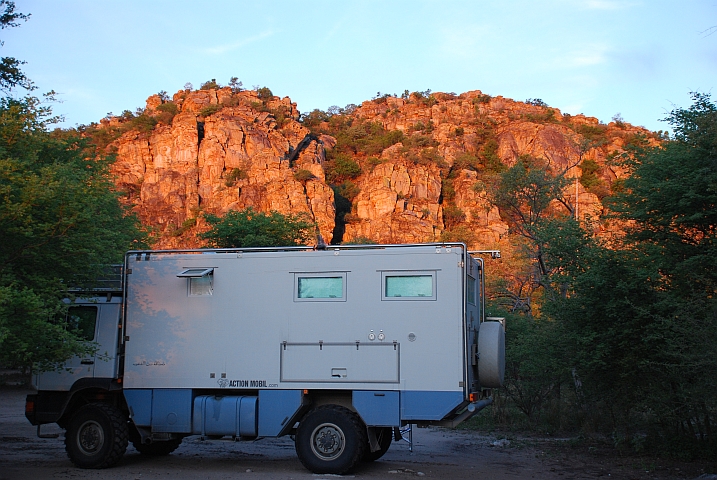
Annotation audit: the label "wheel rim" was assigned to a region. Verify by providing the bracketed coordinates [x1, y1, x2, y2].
[76, 420, 105, 456]
[310, 422, 345, 461]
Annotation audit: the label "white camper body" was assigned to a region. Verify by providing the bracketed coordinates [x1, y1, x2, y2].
[26, 243, 505, 474]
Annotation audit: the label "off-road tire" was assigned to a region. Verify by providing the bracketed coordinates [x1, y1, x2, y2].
[295, 405, 367, 474]
[363, 427, 392, 462]
[65, 403, 128, 468]
[132, 438, 182, 456]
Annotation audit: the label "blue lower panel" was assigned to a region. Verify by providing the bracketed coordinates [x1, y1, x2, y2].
[257, 390, 303, 436]
[151, 389, 193, 433]
[353, 391, 400, 426]
[124, 389, 152, 426]
[401, 391, 464, 421]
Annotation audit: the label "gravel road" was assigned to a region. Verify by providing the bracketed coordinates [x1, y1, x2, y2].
[0, 387, 706, 480]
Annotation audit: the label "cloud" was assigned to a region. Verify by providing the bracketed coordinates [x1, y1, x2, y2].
[200, 30, 275, 55]
[553, 44, 609, 69]
[435, 21, 494, 62]
[583, 0, 639, 10]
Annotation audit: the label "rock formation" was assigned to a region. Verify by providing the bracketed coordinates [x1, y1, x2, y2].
[94, 87, 658, 249]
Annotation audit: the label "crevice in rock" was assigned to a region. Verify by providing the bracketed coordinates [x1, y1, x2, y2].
[330, 188, 350, 244]
[285, 133, 317, 168]
[197, 120, 205, 146]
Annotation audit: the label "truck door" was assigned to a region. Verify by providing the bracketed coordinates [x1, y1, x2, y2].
[465, 256, 482, 391]
[34, 300, 121, 390]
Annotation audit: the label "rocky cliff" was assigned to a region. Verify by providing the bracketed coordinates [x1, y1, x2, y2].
[93, 87, 657, 249]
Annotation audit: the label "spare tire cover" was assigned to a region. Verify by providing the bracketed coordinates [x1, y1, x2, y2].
[477, 321, 505, 388]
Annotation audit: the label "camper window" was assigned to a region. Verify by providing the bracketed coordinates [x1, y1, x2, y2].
[67, 306, 98, 341]
[382, 272, 436, 301]
[189, 276, 213, 296]
[177, 268, 214, 296]
[467, 276, 476, 305]
[295, 273, 346, 301]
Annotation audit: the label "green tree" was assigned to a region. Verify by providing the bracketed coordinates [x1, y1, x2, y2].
[200, 207, 315, 248]
[0, 98, 148, 372]
[0, 1, 32, 92]
[543, 93, 717, 456]
[0, 6, 148, 372]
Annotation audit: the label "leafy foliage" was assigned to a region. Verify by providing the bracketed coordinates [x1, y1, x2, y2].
[0, 97, 148, 371]
[326, 153, 361, 183]
[200, 207, 315, 248]
[293, 169, 316, 182]
[256, 87, 273, 101]
[200, 78, 220, 90]
[528, 93, 717, 457]
[0, 1, 32, 92]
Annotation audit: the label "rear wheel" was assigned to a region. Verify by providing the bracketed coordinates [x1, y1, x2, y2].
[363, 427, 392, 462]
[65, 403, 128, 468]
[132, 438, 182, 456]
[295, 405, 366, 474]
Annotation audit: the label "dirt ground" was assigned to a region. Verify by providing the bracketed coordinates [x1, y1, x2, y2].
[0, 387, 712, 480]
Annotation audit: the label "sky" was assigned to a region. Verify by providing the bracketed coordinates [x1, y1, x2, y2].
[3, 0, 717, 133]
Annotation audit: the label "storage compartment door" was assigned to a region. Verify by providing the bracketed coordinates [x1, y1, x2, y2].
[280, 342, 399, 383]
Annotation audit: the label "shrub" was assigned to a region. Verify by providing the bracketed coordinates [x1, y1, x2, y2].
[334, 180, 360, 201]
[200, 104, 222, 117]
[155, 102, 178, 124]
[200, 78, 221, 90]
[224, 168, 248, 187]
[326, 153, 362, 183]
[170, 217, 197, 237]
[344, 236, 375, 244]
[366, 156, 383, 171]
[472, 94, 492, 104]
[200, 207, 315, 248]
[575, 123, 609, 144]
[294, 169, 316, 182]
[526, 98, 548, 107]
[453, 152, 481, 171]
[257, 87, 274, 101]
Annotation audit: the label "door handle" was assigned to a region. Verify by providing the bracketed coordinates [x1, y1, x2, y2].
[80, 359, 94, 365]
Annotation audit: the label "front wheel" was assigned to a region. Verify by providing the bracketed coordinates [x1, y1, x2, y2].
[295, 405, 367, 474]
[65, 403, 128, 468]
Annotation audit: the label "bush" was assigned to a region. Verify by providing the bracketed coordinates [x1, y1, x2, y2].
[200, 207, 315, 248]
[200, 79, 221, 90]
[443, 205, 465, 229]
[326, 154, 361, 183]
[453, 152, 481, 171]
[155, 102, 178, 124]
[293, 169, 316, 182]
[526, 98, 548, 107]
[200, 104, 222, 117]
[257, 87, 274, 101]
[472, 94, 492, 104]
[224, 168, 248, 187]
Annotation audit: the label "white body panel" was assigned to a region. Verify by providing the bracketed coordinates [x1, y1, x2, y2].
[34, 299, 121, 391]
[123, 246, 469, 395]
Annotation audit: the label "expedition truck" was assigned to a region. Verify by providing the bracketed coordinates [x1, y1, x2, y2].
[25, 242, 505, 474]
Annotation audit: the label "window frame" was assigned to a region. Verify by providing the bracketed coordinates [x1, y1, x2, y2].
[467, 275, 476, 305]
[381, 270, 437, 301]
[66, 305, 98, 341]
[178, 268, 215, 296]
[293, 272, 347, 302]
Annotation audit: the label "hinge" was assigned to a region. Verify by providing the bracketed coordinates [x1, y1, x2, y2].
[458, 261, 465, 267]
